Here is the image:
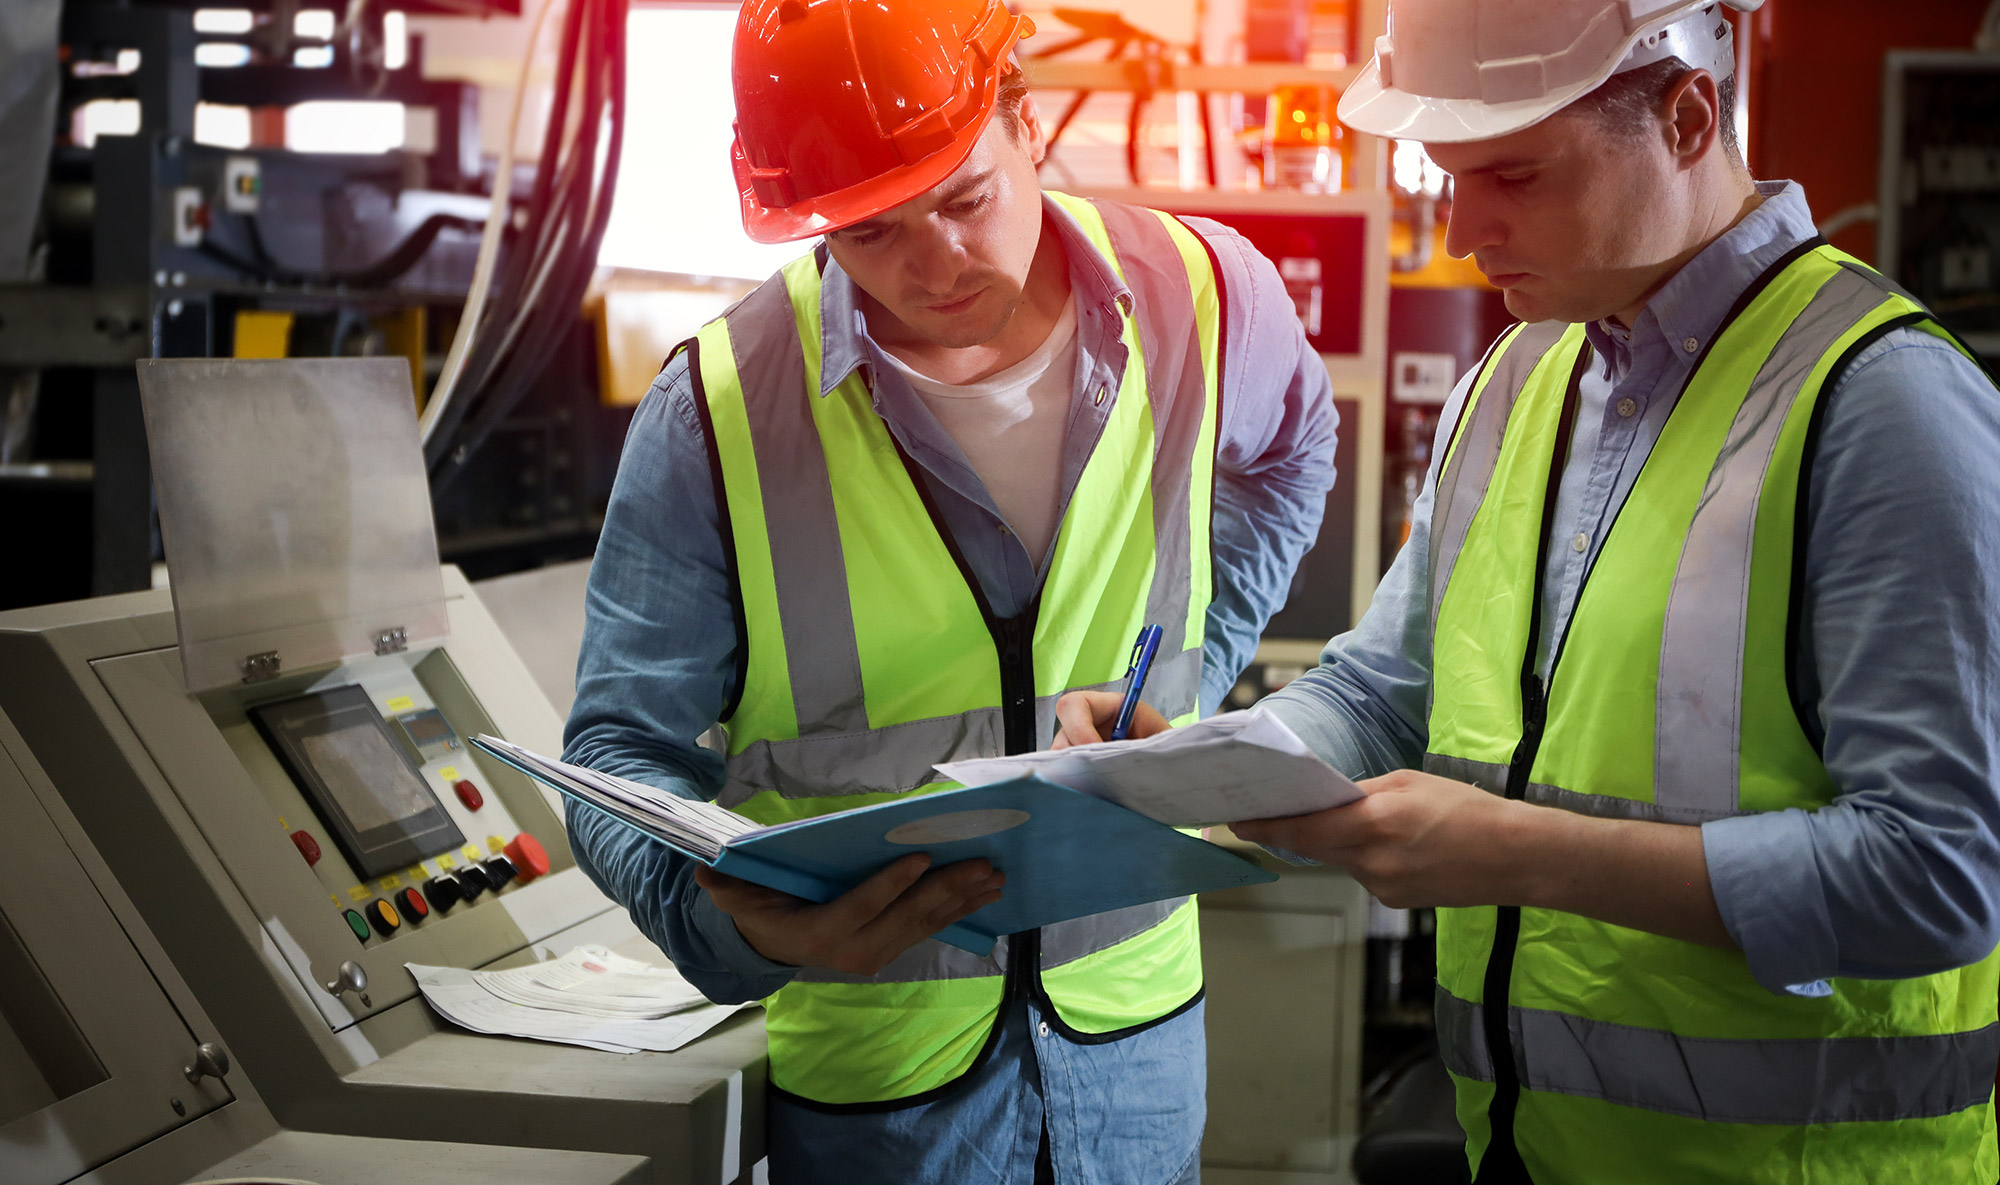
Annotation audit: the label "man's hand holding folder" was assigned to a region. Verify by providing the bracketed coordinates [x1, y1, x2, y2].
[695, 854, 1004, 976]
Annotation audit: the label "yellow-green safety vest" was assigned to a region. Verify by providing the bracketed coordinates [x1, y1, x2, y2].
[687, 192, 1225, 1107]
[1424, 240, 2000, 1183]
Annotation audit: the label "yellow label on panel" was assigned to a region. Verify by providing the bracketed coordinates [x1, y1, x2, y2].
[437, 853, 456, 869]
[330, 894, 340, 907]
[346, 885, 371, 903]
[378, 874, 401, 890]
[463, 845, 480, 862]
[385, 695, 417, 713]
[486, 835, 505, 854]
[232, 309, 294, 359]
[438, 766, 460, 781]
[279, 816, 288, 831]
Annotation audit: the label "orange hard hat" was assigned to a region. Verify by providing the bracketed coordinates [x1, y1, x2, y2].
[730, 0, 1036, 244]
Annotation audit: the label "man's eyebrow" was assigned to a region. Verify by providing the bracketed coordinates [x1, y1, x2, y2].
[937, 168, 996, 204]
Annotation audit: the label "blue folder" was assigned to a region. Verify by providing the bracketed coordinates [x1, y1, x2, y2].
[485, 741, 1275, 956]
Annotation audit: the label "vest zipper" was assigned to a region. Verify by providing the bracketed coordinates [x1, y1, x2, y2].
[1472, 347, 1590, 1185]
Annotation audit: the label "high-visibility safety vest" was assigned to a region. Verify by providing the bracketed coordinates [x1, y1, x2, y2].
[1423, 240, 2000, 1183]
[683, 192, 1225, 1108]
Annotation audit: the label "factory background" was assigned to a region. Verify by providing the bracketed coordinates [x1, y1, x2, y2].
[1, 1, 1996, 1183]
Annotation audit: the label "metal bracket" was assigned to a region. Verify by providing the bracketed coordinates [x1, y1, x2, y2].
[240, 651, 281, 683]
[0, 284, 152, 367]
[373, 626, 408, 655]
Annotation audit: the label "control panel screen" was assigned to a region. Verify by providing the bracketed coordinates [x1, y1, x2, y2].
[250, 685, 465, 879]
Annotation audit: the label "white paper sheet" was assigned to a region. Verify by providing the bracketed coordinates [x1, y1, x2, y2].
[935, 709, 1364, 827]
[408, 962, 755, 1053]
[473, 945, 712, 1019]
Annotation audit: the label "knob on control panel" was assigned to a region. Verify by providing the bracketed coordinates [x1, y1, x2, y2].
[423, 874, 464, 914]
[363, 898, 401, 936]
[505, 832, 550, 883]
[483, 855, 518, 890]
[342, 908, 371, 944]
[290, 829, 322, 866]
[395, 886, 431, 923]
[456, 864, 492, 900]
[453, 779, 484, 811]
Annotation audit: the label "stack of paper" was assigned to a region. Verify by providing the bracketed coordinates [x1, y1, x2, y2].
[935, 709, 1363, 828]
[409, 945, 753, 1054]
[475, 946, 713, 1018]
[474, 734, 760, 860]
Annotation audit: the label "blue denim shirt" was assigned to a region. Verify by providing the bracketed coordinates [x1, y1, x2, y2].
[564, 193, 1339, 1184]
[1263, 182, 2000, 997]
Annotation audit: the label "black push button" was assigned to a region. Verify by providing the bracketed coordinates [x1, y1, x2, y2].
[423, 874, 464, 914]
[456, 864, 492, 900]
[483, 855, 518, 890]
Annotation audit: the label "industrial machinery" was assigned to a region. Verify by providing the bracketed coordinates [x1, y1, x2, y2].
[1, 0, 631, 610]
[0, 359, 761, 1183]
[1879, 49, 2000, 368]
[0, 702, 650, 1185]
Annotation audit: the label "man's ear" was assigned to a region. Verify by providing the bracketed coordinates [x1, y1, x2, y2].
[1017, 91, 1048, 167]
[1664, 68, 1723, 170]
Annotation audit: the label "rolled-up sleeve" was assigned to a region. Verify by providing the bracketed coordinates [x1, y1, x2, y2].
[561, 356, 796, 1003]
[1188, 219, 1342, 713]
[1702, 330, 2000, 993]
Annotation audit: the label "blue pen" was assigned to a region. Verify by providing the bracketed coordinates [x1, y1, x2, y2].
[1110, 624, 1164, 741]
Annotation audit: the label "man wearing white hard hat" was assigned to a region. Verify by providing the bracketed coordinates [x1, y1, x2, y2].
[1056, 1, 2000, 1180]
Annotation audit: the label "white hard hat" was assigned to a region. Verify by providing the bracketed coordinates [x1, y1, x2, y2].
[1339, 0, 1763, 144]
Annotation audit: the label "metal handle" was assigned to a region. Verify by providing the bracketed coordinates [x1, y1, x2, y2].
[183, 1040, 230, 1084]
[323, 959, 371, 1006]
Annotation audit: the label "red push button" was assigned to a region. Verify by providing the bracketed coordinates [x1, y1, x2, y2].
[504, 832, 550, 884]
[290, 829, 322, 866]
[453, 779, 484, 811]
[395, 886, 431, 923]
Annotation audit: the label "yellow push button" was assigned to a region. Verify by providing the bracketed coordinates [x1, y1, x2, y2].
[363, 898, 401, 937]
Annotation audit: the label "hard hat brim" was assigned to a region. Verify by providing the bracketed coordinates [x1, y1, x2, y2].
[1336, 57, 1602, 144]
[732, 103, 997, 244]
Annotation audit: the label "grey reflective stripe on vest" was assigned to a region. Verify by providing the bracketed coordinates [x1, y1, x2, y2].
[1650, 268, 1893, 817]
[721, 644, 1203, 806]
[1426, 321, 1571, 643]
[790, 896, 1186, 984]
[726, 277, 870, 735]
[1092, 200, 1205, 655]
[1436, 985, 2000, 1125]
[1422, 753, 1753, 825]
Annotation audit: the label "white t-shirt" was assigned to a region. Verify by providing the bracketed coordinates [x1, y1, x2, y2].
[879, 295, 1079, 564]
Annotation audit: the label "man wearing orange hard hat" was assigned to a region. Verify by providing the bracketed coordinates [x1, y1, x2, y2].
[561, 0, 1341, 1180]
[1058, 1, 2000, 1182]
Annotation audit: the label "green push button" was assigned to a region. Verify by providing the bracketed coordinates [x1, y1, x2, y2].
[342, 908, 371, 944]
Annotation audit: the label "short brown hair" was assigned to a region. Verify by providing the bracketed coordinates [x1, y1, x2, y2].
[1567, 58, 1742, 165]
[994, 66, 1029, 140]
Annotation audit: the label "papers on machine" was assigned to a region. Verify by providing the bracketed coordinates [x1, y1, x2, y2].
[935, 709, 1364, 827]
[408, 945, 752, 1054]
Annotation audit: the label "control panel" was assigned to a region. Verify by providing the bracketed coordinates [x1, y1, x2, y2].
[231, 658, 553, 951]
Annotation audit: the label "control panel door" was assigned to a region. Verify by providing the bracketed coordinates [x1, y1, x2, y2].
[0, 715, 234, 1185]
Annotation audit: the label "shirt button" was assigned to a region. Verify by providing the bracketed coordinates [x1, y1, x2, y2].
[1683, 336, 1700, 353]
[1038, 1021, 1051, 1038]
[1093, 383, 1110, 407]
[1616, 397, 1637, 418]
[1572, 532, 1590, 553]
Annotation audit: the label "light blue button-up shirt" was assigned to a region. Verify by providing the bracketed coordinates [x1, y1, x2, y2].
[1263, 182, 2000, 997]
[563, 193, 1340, 1183]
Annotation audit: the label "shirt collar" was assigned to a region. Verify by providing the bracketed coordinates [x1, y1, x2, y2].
[815, 191, 1134, 397]
[1583, 180, 1820, 378]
